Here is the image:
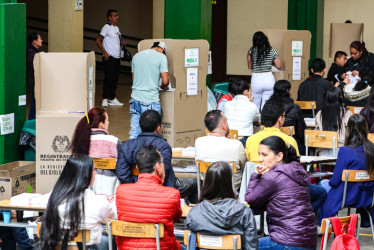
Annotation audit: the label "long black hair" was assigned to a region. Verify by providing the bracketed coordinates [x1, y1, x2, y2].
[345, 114, 374, 174]
[321, 87, 345, 131]
[350, 41, 368, 68]
[27, 32, 40, 45]
[361, 90, 374, 132]
[259, 136, 299, 164]
[269, 80, 292, 103]
[251, 31, 271, 66]
[353, 72, 374, 91]
[199, 161, 235, 203]
[40, 155, 94, 249]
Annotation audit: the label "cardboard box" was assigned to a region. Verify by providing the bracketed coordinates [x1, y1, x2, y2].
[0, 161, 36, 200]
[330, 23, 363, 58]
[138, 39, 209, 147]
[261, 29, 311, 98]
[34, 52, 95, 194]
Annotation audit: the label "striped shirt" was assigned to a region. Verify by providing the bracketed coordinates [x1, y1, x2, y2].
[248, 47, 279, 73]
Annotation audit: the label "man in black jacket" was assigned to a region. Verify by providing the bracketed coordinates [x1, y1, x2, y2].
[116, 110, 198, 203]
[297, 58, 332, 118]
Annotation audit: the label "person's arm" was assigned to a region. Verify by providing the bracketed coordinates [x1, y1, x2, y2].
[160, 72, 169, 90]
[115, 144, 137, 184]
[253, 106, 261, 122]
[95, 35, 109, 61]
[174, 193, 182, 222]
[241, 207, 259, 250]
[238, 143, 247, 170]
[329, 147, 349, 187]
[158, 142, 173, 187]
[247, 54, 252, 69]
[245, 172, 275, 209]
[273, 57, 281, 70]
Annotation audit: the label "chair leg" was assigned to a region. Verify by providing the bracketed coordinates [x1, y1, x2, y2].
[108, 221, 113, 250]
[364, 208, 374, 245]
[322, 220, 331, 250]
[347, 207, 351, 216]
[260, 211, 265, 237]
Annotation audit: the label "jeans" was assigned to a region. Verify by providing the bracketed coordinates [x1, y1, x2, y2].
[308, 184, 327, 212]
[0, 227, 34, 250]
[259, 237, 316, 250]
[239, 136, 248, 148]
[102, 56, 120, 100]
[129, 99, 162, 139]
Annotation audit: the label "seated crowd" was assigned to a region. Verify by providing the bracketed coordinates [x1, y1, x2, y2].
[11, 44, 374, 250]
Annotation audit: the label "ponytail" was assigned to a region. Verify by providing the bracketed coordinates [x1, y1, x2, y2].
[284, 145, 300, 164]
[259, 136, 300, 164]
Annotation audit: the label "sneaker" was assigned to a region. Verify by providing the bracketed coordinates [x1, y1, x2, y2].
[108, 98, 124, 106]
[102, 99, 109, 107]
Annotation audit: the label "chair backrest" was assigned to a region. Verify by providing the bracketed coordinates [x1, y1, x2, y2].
[260, 125, 294, 136]
[93, 158, 116, 170]
[184, 230, 241, 250]
[294, 101, 317, 118]
[341, 169, 374, 209]
[131, 165, 140, 176]
[205, 128, 239, 140]
[346, 106, 364, 114]
[106, 220, 164, 250]
[368, 133, 374, 144]
[304, 130, 338, 156]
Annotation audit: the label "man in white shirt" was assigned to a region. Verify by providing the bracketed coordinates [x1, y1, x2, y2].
[195, 110, 247, 190]
[96, 9, 124, 107]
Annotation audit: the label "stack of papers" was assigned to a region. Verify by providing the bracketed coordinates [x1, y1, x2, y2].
[10, 193, 41, 206]
[182, 147, 195, 156]
[173, 165, 197, 173]
[304, 118, 315, 127]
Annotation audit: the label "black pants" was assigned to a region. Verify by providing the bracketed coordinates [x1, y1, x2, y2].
[102, 56, 120, 100]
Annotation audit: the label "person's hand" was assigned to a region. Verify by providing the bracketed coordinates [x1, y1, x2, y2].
[106, 195, 115, 203]
[11, 210, 16, 219]
[334, 82, 340, 87]
[352, 70, 360, 76]
[341, 73, 348, 79]
[343, 77, 350, 84]
[257, 163, 271, 175]
[104, 52, 110, 61]
[240, 201, 248, 206]
[122, 40, 126, 47]
[160, 83, 169, 91]
[249, 95, 254, 102]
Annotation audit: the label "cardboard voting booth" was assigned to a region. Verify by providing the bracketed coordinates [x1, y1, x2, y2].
[138, 39, 209, 147]
[260, 29, 311, 98]
[34, 52, 95, 193]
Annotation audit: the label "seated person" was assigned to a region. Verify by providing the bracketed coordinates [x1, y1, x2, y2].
[360, 90, 374, 133]
[71, 107, 121, 196]
[0, 212, 33, 250]
[327, 51, 348, 84]
[245, 136, 317, 249]
[116, 146, 182, 250]
[315, 87, 352, 155]
[297, 58, 332, 117]
[116, 110, 197, 203]
[223, 78, 260, 146]
[185, 161, 258, 250]
[344, 72, 373, 107]
[216, 78, 236, 111]
[268, 80, 306, 154]
[39, 155, 116, 249]
[319, 114, 374, 226]
[195, 110, 246, 190]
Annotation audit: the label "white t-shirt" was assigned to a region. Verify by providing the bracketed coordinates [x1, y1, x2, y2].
[100, 24, 121, 58]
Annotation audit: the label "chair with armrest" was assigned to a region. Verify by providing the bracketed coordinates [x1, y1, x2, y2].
[260, 125, 294, 136]
[294, 101, 317, 118]
[340, 169, 374, 244]
[93, 158, 116, 170]
[37, 223, 91, 250]
[346, 106, 364, 114]
[320, 215, 361, 250]
[195, 161, 236, 198]
[184, 230, 241, 250]
[106, 219, 164, 250]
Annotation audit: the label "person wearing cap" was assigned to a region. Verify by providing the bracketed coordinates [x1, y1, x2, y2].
[129, 41, 169, 139]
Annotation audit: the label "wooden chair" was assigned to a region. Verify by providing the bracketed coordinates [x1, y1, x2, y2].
[368, 133, 374, 143]
[304, 130, 338, 156]
[184, 230, 241, 250]
[294, 101, 317, 118]
[131, 165, 140, 176]
[320, 215, 361, 250]
[106, 220, 164, 250]
[37, 223, 90, 250]
[205, 128, 239, 140]
[347, 106, 364, 114]
[260, 125, 294, 136]
[93, 158, 116, 170]
[195, 161, 236, 198]
[340, 170, 374, 244]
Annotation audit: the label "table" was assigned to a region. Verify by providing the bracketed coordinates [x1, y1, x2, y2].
[182, 205, 192, 218]
[172, 150, 195, 161]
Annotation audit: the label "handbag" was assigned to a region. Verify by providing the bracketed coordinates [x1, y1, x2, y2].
[121, 46, 132, 62]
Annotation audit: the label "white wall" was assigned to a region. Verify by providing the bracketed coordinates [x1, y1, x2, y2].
[227, 0, 288, 75]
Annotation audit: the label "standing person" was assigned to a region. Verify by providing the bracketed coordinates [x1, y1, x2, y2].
[39, 155, 116, 249]
[129, 41, 169, 139]
[247, 31, 281, 110]
[344, 41, 374, 76]
[71, 107, 121, 196]
[26, 32, 42, 120]
[245, 136, 317, 249]
[96, 9, 124, 107]
[185, 161, 258, 250]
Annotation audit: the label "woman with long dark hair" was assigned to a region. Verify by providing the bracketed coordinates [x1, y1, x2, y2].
[315, 87, 352, 153]
[245, 136, 317, 249]
[319, 114, 374, 224]
[27, 32, 43, 120]
[39, 155, 116, 249]
[360, 89, 374, 133]
[185, 161, 258, 249]
[344, 41, 374, 76]
[344, 72, 373, 106]
[269, 80, 306, 153]
[71, 107, 121, 196]
[248, 31, 281, 110]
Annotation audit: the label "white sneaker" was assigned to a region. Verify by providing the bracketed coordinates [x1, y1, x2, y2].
[102, 99, 109, 107]
[108, 98, 124, 106]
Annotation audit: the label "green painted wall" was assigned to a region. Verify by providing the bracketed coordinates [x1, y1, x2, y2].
[0, 2, 26, 164]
